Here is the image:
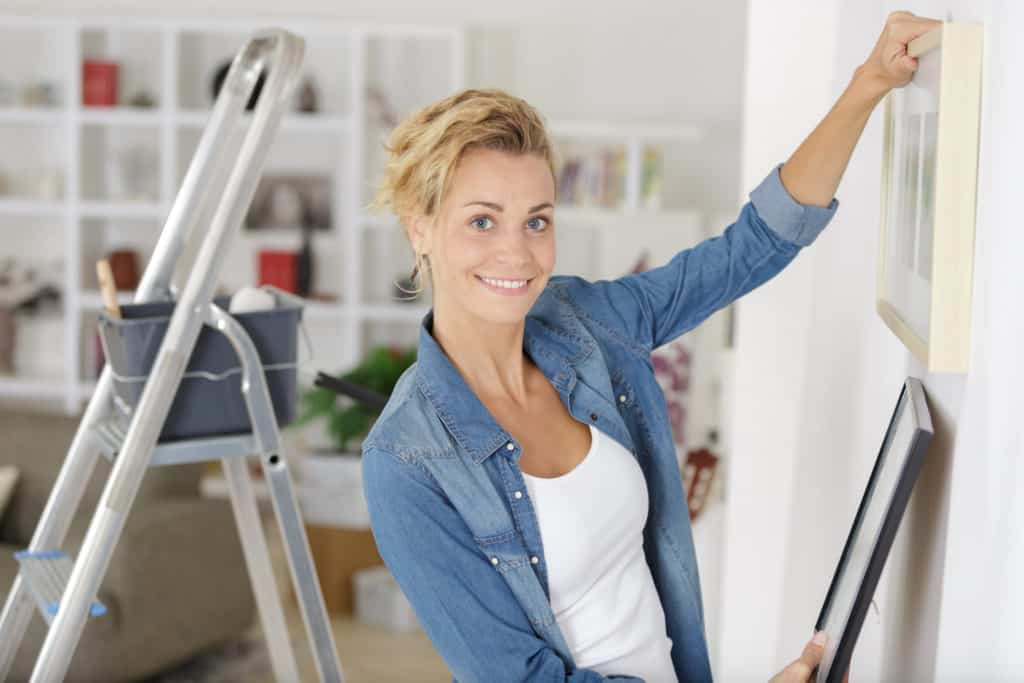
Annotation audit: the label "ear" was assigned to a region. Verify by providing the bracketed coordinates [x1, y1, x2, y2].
[406, 215, 432, 255]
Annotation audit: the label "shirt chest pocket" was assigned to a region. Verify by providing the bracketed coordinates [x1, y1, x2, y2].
[473, 528, 532, 575]
[473, 528, 560, 632]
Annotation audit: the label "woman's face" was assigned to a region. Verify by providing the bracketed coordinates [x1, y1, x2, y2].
[411, 147, 556, 327]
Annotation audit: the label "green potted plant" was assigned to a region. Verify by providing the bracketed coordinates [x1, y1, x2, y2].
[295, 344, 416, 453]
[291, 344, 416, 528]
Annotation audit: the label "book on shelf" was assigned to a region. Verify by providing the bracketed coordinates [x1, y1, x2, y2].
[556, 145, 663, 210]
[558, 149, 627, 209]
[640, 146, 663, 211]
[258, 250, 299, 293]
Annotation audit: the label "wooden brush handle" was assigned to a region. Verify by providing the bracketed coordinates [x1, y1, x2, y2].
[95, 259, 121, 320]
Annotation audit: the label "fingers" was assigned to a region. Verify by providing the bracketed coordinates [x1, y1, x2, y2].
[889, 21, 938, 48]
[887, 10, 942, 26]
[788, 632, 827, 680]
[801, 632, 827, 664]
[768, 633, 830, 683]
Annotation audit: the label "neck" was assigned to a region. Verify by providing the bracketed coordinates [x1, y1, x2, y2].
[430, 300, 532, 408]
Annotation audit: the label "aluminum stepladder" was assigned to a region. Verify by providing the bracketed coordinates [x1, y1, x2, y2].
[0, 29, 345, 683]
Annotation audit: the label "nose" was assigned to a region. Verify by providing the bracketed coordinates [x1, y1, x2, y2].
[494, 226, 532, 267]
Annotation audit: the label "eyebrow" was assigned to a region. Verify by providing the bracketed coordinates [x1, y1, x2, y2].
[462, 201, 554, 213]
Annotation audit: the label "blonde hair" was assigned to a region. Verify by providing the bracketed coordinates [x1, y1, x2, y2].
[369, 88, 557, 295]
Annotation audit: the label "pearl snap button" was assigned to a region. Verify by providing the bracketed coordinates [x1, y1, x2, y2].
[514, 490, 523, 499]
[530, 556, 539, 565]
[619, 394, 627, 403]
[490, 557, 499, 566]
[506, 442, 514, 451]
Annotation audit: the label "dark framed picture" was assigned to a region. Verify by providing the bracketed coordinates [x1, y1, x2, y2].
[245, 173, 332, 231]
[814, 377, 934, 683]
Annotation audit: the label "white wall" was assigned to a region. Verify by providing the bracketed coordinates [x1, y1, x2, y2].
[931, 0, 1024, 678]
[725, 0, 1024, 680]
[717, 0, 841, 678]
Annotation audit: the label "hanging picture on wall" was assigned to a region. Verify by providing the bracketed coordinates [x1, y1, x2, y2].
[876, 22, 983, 374]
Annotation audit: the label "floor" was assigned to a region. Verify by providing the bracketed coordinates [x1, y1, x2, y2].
[258, 514, 452, 682]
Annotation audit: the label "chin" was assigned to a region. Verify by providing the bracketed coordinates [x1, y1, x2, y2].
[469, 300, 534, 326]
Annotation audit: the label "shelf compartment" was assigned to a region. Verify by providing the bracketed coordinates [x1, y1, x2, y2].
[8, 310, 64, 387]
[361, 33, 460, 209]
[80, 123, 161, 202]
[0, 23, 67, 109]
[0, 123, 66, 202]
[78, 216, 160, 296]
[0, 215, 66, 266]
[240, 230, 346, 307]
[79, 26, 165, 109]
[176, 28, 352, 116]
[176, 125, 344, 189]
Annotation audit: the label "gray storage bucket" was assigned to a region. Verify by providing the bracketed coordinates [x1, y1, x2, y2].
[97, 296, 303, 442]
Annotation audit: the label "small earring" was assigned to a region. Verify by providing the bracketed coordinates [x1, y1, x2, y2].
[411, 253, 425, 281]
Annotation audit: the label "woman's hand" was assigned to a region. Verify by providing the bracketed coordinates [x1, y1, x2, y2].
[768, 631, 849, 683]
[855, 11, 943, 98]
[777, 10, 942, 208]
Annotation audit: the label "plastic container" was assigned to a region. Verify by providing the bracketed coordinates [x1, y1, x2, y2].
[97, 296, 302, 442]
[353, 565, 420, 632]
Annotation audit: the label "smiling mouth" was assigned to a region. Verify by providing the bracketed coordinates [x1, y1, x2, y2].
[475, 275, 533, 291]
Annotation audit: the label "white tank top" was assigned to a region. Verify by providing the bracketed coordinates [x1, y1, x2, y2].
[521, 423, 678, 683]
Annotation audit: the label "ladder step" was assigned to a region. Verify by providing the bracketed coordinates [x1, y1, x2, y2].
[14, 550, 107, 624]
[89, 416, 258, 467]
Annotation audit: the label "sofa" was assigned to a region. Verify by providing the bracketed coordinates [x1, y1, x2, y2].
[0, 408, 256, 682]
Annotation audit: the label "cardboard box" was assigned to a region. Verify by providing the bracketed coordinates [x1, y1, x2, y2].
[299, 523, 383, 615]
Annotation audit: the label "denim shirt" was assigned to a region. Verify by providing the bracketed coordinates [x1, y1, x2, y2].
[361, 163, 838, 682]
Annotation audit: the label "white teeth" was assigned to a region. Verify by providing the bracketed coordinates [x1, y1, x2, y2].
[480, 276, 527, 289]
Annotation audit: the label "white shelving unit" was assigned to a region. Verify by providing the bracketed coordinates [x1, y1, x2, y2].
[0, 15, 465, 412]
[0, 14, 711, 420]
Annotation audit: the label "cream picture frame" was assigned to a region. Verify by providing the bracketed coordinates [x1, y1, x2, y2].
[877, 22, 983, 374]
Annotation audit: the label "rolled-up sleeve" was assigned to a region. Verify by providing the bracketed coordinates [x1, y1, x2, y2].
[552, 162, 839, 350]
[748, 162, 839, 247]
[362, 445, 645, 683]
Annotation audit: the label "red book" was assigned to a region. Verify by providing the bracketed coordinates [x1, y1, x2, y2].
[82, 60, 118, 107]
[258, 250, 298, 293]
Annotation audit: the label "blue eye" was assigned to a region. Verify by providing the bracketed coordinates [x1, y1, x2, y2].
[527, 216, 549, 231]
[471, 216, 493, 230]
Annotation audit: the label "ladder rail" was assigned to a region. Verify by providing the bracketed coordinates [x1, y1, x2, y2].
[0, 30, 294, 679]
[20, 30, 307, 683]
[206, 302, 344, 682]
[0, 373, 110, 680]
[0, 28, 248, 679]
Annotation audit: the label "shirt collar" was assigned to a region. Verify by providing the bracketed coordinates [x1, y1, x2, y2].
[414, 303, 595, 465]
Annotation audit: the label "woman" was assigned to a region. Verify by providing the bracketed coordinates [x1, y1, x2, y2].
[362, 11, 939, 682]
